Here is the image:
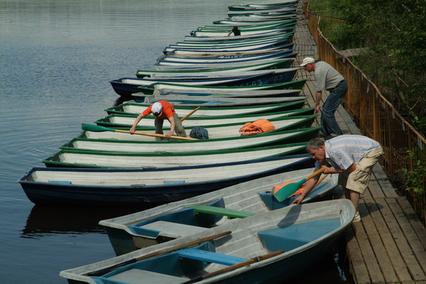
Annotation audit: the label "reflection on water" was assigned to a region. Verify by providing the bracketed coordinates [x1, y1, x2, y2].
[22, 206, 140, 238]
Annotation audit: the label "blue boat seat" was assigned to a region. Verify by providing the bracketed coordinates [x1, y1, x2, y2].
[177, 248, 246, 266]
[137, 221, 207, 239]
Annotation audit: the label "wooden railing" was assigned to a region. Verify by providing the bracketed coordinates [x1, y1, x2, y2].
[305, 9, 426, 223]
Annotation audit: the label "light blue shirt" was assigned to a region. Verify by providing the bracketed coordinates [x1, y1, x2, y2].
[324, 135, 381, 170]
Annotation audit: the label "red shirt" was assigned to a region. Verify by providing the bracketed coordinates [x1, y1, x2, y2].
[142, 100, 175, 119]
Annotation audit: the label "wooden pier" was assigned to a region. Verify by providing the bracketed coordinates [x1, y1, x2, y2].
[294, 13, 426, 284]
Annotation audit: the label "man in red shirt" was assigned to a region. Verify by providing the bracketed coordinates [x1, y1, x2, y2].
[129, 100, 187, 137]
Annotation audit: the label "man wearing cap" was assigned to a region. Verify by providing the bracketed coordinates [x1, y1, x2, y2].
[129, 100, 187, 137]
[300, 57, 347, 138]
[294, 135, 384, 222]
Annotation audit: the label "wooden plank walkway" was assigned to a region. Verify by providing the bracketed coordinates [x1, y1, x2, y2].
[293, 10, 426, 284]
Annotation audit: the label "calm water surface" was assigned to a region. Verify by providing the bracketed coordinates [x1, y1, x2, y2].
[0, 0, 346, 283]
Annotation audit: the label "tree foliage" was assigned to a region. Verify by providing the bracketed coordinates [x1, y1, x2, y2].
[310, 0, 426, 134]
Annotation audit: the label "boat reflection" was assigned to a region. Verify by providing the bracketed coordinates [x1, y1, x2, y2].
[22, 205, 144, 238]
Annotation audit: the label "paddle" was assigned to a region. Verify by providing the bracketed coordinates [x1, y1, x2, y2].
[82, 123, 197, 141]
[273, 168, 325, 202]
[90, 231, 232, 276]
[180, 106, 201, 122]
[183, 251, 283, 283]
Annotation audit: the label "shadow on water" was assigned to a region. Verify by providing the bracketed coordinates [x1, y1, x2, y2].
[21, 205, 147, 238]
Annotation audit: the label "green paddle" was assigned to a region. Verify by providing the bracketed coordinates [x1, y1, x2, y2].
[273, 168, 325, 202]
[81, 123, 197, 141]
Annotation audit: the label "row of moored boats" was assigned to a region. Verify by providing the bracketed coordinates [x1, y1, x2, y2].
[19, 1, 355, 283]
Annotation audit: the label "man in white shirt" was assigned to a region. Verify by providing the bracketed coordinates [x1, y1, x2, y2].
[300, 57, 347, 138]
[294, 135, 384, 222]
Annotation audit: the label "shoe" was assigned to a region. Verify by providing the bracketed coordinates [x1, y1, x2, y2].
[353, 211, 361, 223]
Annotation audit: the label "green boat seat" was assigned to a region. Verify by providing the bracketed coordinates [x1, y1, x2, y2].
[188, 204, 254, 219]
[177, 248, 246, 266]
[139, 221, 207, 239]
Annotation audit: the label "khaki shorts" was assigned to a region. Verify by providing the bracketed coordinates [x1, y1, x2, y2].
[346, 146, 384, 194]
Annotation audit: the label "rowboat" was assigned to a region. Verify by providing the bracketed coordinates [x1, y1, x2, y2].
[157, 89, 301, 100]
[139, 68, 297, 82]
[59, 200, 354, 283]
[155, 55, 297, 67]
[229, 14, 297, 22]
[172, 36, 293, 48]
[173, 32, 292, 46]
[111, 71, 296, 96]
[84, 115, 315, 143]
[159, 49, 295, 64]
[105, 101, 308, 116]
[19, 155, 312, 206]
[138, 79, 306, 95]
[135, 95, 305, 106]
[198, 21, 295, 31]
[192, 25, 294, 37]
[163, 45, 292, 57]
[99, 167, 338, 254]
[61, 127, 320, 153]
[229, 1, 298, 10]
[95, 113, 313, 131]
[182, 30, 292, 42]
[213, 18, 294, 25]
[227, 7, 296, 16]
[136, 59, 294, 76]
[164, 41, 292, 53]
[112, 75, 300, 96]
[44, 143, 308, 168]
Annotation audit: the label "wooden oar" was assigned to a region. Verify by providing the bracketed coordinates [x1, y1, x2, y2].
[273, 168, 325, 202]
[183, 251, 283, 283]
[82, 124, 197, 141]
[180, 106, 201, 122]
[91, 231, 232, 276]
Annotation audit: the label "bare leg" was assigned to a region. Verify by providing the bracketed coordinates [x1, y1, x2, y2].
[347, 189, 360, 211]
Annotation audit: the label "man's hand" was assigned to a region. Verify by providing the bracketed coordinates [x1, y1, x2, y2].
[129, 127, 136, 135]
[315, 104, 321, 113]
[292, 194, 305, 205]
[321, 165, 337, 174]
[165, 130, 174, 137]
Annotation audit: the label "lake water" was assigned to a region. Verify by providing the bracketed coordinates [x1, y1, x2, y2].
[0, 0, 348, 283]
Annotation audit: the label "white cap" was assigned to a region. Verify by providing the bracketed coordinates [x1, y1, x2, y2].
[300, 57, 315, 67]
[152, 102, 163, 115]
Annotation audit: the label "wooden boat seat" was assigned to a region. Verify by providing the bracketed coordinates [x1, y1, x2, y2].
[105, 268, 189, 284]
[139, 221, 207, 239]
[188, 204, 254, 219]
[177, 248, 246, 266]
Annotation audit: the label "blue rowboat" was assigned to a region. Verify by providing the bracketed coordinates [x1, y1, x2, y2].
[110, 67, 297, 96]
[99, 167, 339, 255]
[59, 199, 355, 283]
[19, 155, 312, 206]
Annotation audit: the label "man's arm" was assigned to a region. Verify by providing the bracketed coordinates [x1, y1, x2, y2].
[166, 115, 176, 137]
[315, 91, 322, 113]
[129, 113, 146, 134]
[293, 175, 320, 204]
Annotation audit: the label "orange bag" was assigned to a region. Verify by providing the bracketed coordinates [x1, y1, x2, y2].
[239, 119, 276, 136]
